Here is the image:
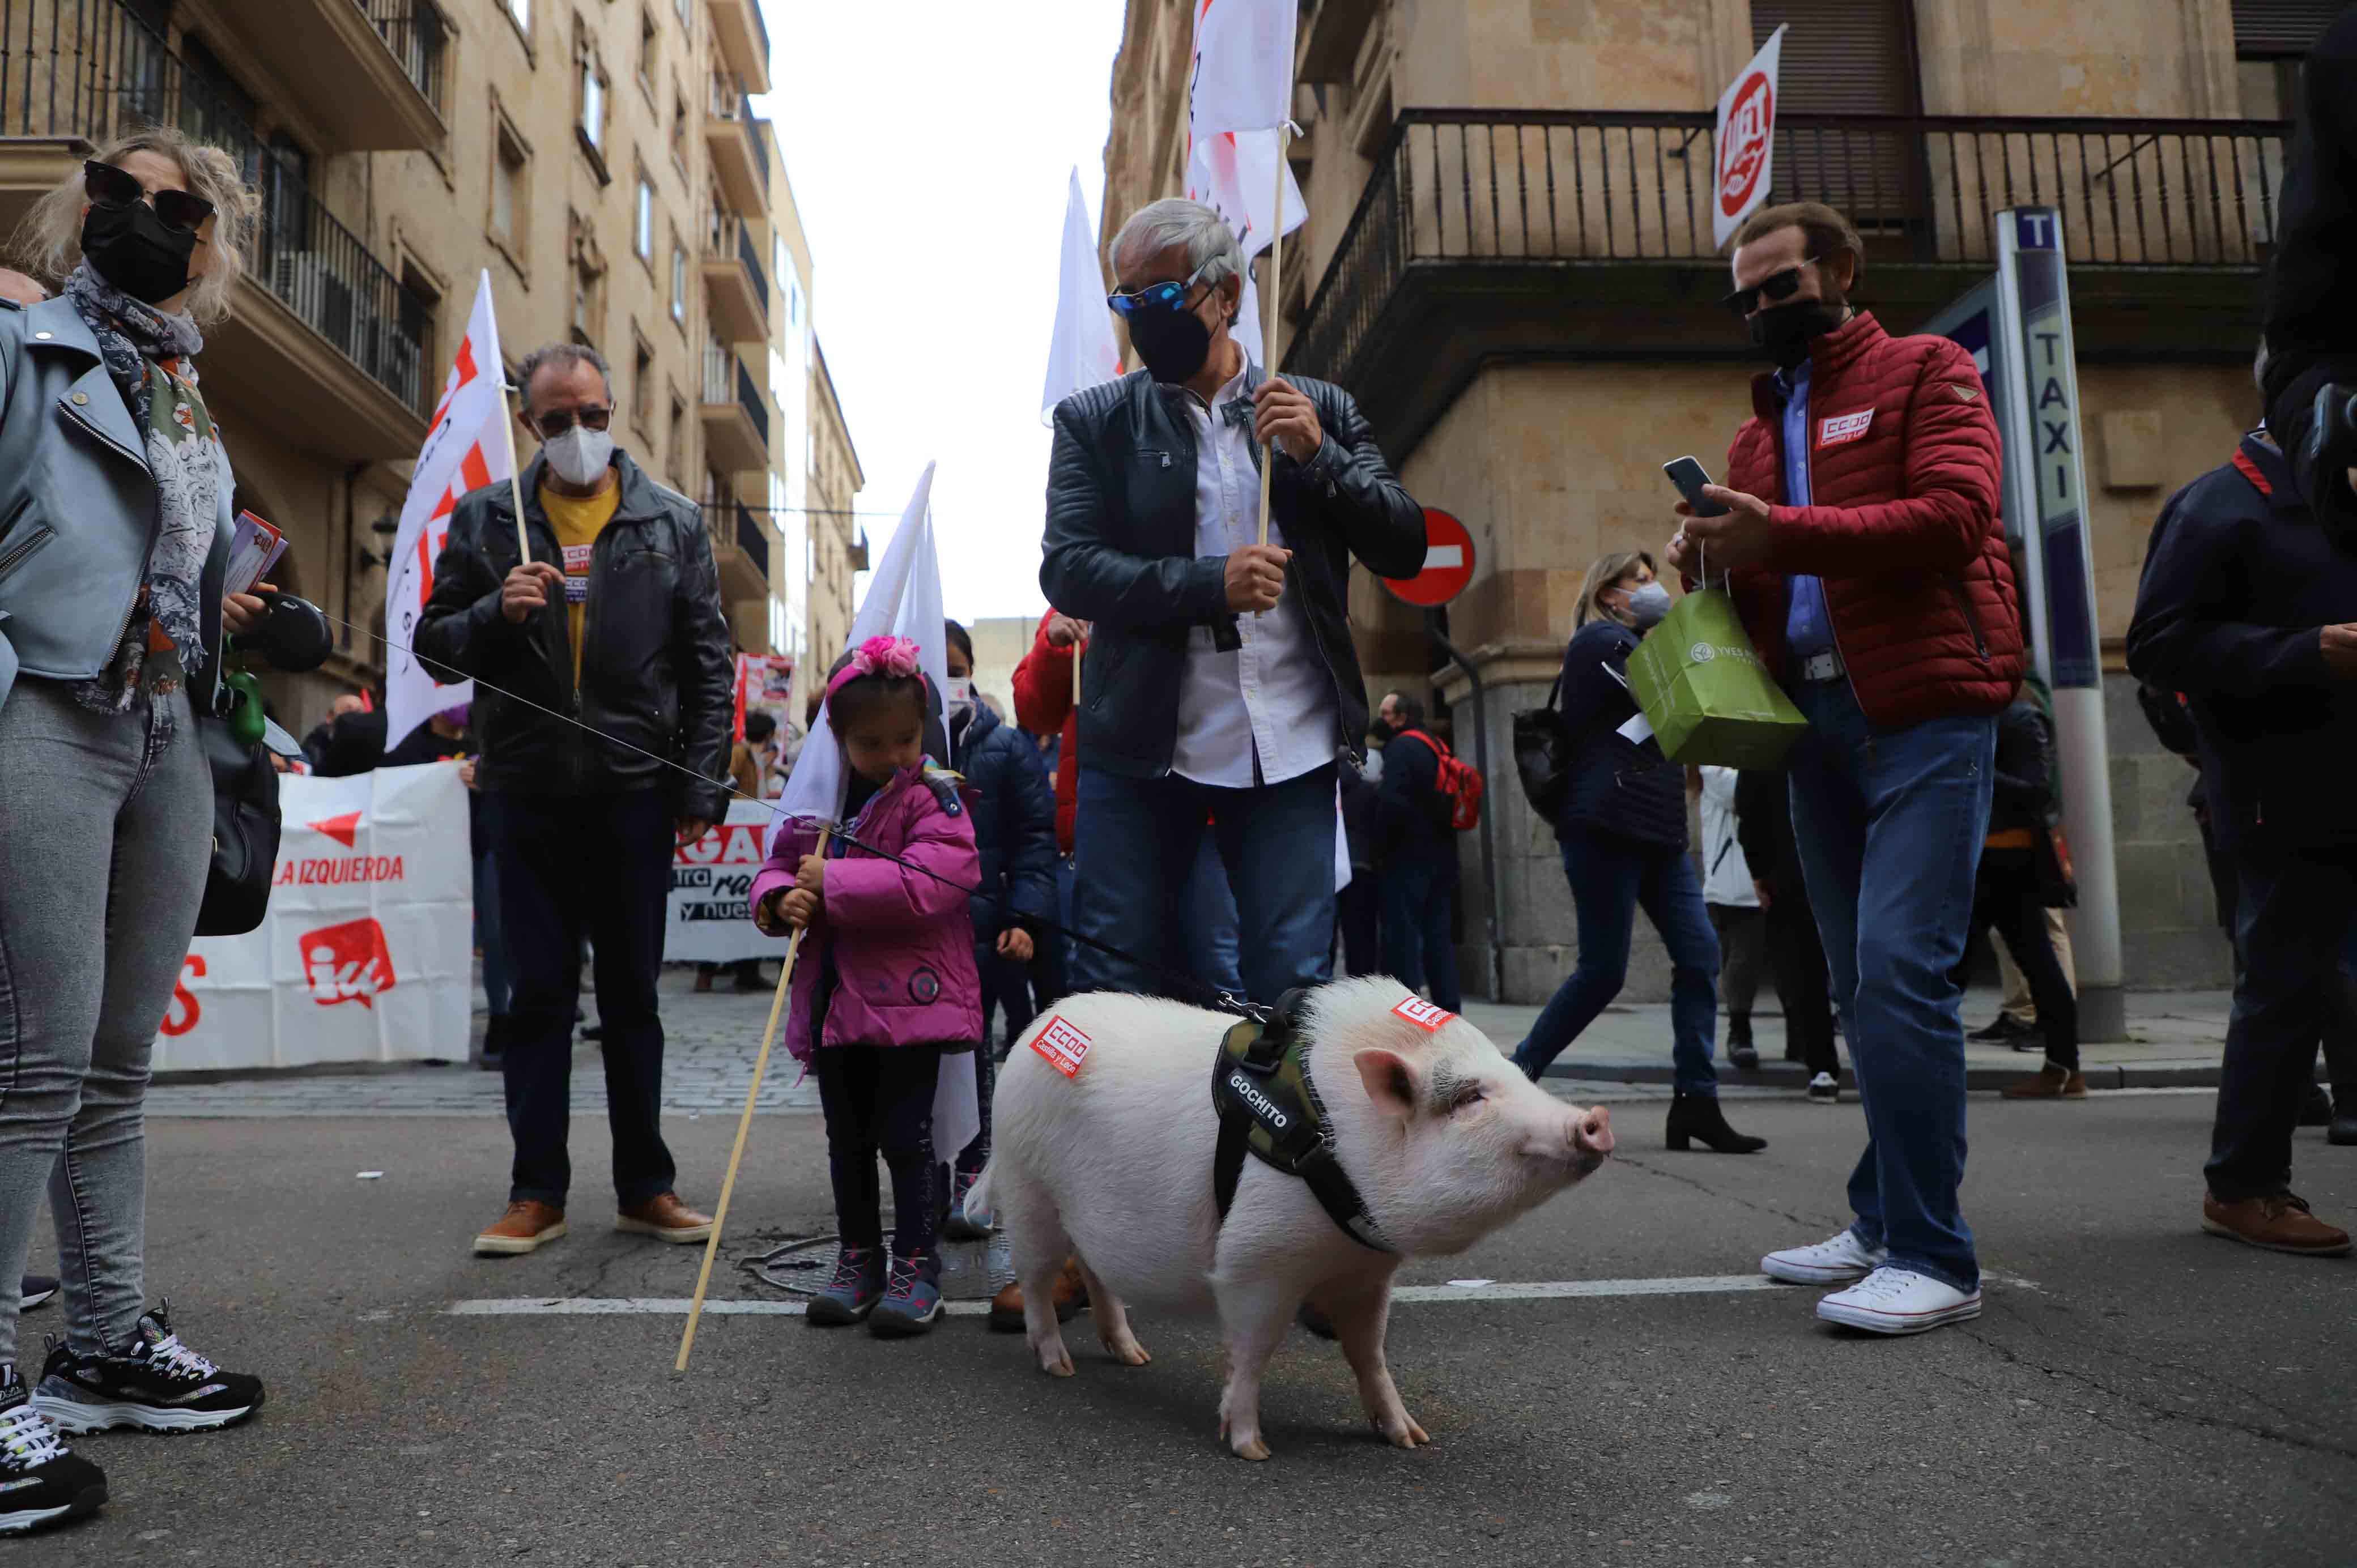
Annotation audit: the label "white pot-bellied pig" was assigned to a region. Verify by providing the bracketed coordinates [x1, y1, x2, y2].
[965, 977, 1614, 1460]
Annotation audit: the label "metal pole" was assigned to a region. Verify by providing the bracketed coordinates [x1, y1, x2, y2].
[1429, 614, 1505, 1003]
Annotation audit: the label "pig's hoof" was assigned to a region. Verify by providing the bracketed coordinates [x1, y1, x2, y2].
[1379, 1416, 1432, 1450]
[1231, 1434, 1272, 1462]
[1101, 1331, 1152, 1367]
[1035, 1342, 1075, 1378]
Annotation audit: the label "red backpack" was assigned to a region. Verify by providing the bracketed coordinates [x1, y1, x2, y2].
[1394, 730, 1485, 832]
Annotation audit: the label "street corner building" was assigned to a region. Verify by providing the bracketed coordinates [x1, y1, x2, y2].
[1103, 0, 2322, 1003]
[0, 0, 863, 743]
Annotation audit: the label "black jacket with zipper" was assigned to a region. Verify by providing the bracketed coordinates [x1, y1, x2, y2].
[1551, 619, 1687, 850]
[414, 447, 734, 822]
[1040, 365, 1426, 780]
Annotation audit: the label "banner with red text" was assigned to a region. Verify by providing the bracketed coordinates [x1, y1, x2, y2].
[385, 271, 515, 748]
[156, 765, 473, 1071]
[665, 801, 783, 962]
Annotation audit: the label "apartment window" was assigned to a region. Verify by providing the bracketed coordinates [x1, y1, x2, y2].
[639, 7, 659, 99]
[669, 392, 687, 475]
[396, 262, 441, 413]
[507, 0, 531, 35]
[635, 172, 656, 259]
[671, 86, 690, 167]
[1750, 0, 1918, 221]
[2234, 1, 2341, 118]
[671, 242, 689, 324]
[570, 213, 607, 347]
[632, 331, 656, 431]
[674, 0, 690, 22]
[490, 112, 530, 262]
[577, 27, 610, 176]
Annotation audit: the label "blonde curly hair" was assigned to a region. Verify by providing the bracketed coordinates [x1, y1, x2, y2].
[11, 126, 257, 324]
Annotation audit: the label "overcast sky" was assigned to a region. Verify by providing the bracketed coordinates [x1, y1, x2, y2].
[754, 2, 1128, 627]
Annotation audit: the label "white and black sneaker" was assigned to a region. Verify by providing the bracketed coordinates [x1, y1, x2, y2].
[0, 1364, 105, 1534]
[18, 1277, 57, 1312]
[31, 1304, 265, 1434]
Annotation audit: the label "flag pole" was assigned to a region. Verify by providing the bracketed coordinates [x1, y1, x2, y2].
[1254, 121, 1291, 549]
[675, 825, 832, 1375]
[495, 375, 533, 569]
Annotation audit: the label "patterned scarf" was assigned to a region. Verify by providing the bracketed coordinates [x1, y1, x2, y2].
[64, 261, 216, 717]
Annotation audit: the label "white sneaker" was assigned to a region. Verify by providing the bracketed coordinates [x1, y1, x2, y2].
[1815, 1266, 1982, 1335]
[1806, 1072, 1839, 1103]
[1760, 1228, 1886, 1285]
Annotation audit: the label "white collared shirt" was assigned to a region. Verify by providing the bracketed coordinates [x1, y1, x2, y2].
[1169, 361, 1337, 788]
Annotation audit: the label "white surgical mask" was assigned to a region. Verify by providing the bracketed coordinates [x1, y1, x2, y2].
[542, 424, 615, 487]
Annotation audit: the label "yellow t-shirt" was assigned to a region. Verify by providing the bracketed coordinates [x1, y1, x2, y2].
[539, 481, 620, 685]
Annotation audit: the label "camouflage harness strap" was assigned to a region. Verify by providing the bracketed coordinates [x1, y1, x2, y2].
[1210, 988, 1395, 1254]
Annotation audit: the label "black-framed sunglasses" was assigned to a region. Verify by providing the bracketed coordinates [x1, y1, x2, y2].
[529, 404, 612, 436]
[1720, 257, 1822, 318]
[83, 159, 215, 236]
[1107, 259, 1218, 319]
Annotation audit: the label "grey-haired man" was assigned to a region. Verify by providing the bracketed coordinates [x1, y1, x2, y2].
[1041, 199, 1426, 1005]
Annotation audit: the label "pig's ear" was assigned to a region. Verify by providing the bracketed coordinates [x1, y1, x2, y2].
[1354, 1049, 1421, 1122]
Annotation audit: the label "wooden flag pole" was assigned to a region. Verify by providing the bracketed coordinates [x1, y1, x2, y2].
[1254, 121, 1292, 549]
[1071, 632, 1081, 706]
[495, 376, 533, 569]
[675, 828, 832, 1373]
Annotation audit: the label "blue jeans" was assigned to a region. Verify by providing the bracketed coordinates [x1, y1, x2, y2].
[1785, 678, 1994, 1294]
[1185, 831, 1246, 998]
[1382, 849, 1462, 1012]
[1511, 828, 1721, 1096]
[1071, 763, 1337, 1005]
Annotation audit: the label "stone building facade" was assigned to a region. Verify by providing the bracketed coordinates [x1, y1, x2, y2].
[1100, 0, 2330, 1000]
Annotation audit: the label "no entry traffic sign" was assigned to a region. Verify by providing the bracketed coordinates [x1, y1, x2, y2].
[1382, 508, 1476, 607]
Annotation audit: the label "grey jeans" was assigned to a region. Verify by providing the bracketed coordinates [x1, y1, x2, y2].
[0, 679, 210, 1364]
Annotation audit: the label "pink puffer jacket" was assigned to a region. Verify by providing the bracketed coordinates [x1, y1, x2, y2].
[751, 764, 984, 1061]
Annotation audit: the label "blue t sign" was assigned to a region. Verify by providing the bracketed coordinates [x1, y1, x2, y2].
[2014, 210, 2058, 250]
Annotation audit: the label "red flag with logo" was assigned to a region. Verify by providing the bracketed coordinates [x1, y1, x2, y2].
[1712, 24, 1786, 250]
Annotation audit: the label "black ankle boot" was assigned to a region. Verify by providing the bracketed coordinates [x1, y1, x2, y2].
[1666, 1092, 1767, 1154]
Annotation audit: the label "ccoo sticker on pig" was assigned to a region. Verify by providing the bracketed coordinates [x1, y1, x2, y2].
[1031, 1015, 1095, 1077]
[1391, 996, 1457, 1032]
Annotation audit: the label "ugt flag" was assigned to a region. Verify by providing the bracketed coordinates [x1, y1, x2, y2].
[1041, 168, 1125, 422]
[1188, 0, 1296, 142]
[1711, 24, 1786, 250]
[385, 272, 513, 747]
[769, 460, 975, 1159]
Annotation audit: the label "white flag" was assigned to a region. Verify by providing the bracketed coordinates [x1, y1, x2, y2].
[1186, 127, 1305, 261]
[1188, 0, 1296, 140]
[767, 462, 975, 1158]
[1711, 24, 1786, 250]
[1041, 168, 1126, 423]
[385, 272, 513, 747]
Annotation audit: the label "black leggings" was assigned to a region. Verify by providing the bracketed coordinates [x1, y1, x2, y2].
[1958, 849, 2079, 1070]
[814, 1046, 944, 1254]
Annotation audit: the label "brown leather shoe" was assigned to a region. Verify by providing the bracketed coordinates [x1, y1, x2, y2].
[2202, 1192, 2352, 1256]
[475, 1200, 567, 1256]
[2001, 1064, 2088, 1100]
[616, 1192, 714, 1244]
[988, 1256, 1086, 1332]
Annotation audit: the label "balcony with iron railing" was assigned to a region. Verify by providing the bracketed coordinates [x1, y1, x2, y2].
[700, 210, 768, 343]
[1283, 109, 2290, 459]
[699, 342, 769, 472]
[705, 71, 766, 216]
[0, 0, 437, 455]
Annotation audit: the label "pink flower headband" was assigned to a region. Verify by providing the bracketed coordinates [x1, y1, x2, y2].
[823, 635, 926, 712]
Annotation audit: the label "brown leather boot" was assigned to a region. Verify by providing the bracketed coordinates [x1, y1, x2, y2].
[2001, 1064, 2088, 1100]
[616, 1192, 714, 1244]
[989, 1256, 1086, 1332]
[2201, 1192, 2351, 1256]
[475, 1200, 567, 1256]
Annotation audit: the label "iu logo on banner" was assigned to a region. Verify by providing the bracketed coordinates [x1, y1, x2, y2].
[1712, 24, 1786, 250]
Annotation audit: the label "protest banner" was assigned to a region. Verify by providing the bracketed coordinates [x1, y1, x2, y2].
[665, 802, 779, 962]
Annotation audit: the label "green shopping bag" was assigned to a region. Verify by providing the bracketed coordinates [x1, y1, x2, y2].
[1624, 585, 1809, 768]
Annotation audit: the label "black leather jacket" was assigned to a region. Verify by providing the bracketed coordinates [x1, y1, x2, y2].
[414, 448, 734, 820]
[1040, 367, 1426, 779]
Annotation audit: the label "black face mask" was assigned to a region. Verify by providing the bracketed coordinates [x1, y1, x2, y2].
[1369, 719, 1398, 744]
[1126, 300, 1215, 384]
[80, 199, 197, 305]
[1749, 300, 1845, 369]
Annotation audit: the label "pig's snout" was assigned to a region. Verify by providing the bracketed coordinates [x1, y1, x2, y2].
[1569, 1106, 1614, 1175]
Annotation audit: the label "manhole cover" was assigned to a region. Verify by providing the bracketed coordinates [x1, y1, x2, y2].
[741, 1230, 1014, 1302]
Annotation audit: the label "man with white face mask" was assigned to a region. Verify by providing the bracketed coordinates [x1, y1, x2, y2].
[418, 341, 733, 1259]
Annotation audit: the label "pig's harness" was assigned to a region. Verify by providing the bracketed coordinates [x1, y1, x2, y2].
[1211, 989, 1396, 1252]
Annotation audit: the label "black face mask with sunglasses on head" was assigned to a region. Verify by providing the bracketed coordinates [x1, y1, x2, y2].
[78, 160, 213, 307]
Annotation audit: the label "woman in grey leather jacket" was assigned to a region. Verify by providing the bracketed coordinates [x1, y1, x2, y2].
[0, 130, 277, 1533]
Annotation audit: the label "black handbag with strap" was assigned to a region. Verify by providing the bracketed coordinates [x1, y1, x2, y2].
[1512, 662, 1573, 821]
[193, 593, 330, 937]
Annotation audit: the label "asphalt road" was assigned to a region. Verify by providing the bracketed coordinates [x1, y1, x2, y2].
[10, 1091, 2355, 1566]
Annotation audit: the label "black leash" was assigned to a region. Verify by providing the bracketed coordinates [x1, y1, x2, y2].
[304, 608, 1273, 1024]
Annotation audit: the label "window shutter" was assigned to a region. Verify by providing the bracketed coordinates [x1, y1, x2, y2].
[2233, 0, 2346, 56]
[1748, 1, 1920, 228]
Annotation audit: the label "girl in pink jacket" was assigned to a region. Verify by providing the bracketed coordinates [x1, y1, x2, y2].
[752, 637, 982, 1336]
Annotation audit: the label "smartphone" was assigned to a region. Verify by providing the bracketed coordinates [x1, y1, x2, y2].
[1662, 456, 1729, 517]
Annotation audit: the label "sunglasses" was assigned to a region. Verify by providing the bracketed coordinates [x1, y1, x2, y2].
[83, 160, 215, 236]
[1107, 259, 1218, 319]
[1720, 257, 1822, 318]
[529, 404, 612, 436]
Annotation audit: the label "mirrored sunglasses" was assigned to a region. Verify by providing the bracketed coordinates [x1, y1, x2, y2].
[1107, 260, 1218, 319]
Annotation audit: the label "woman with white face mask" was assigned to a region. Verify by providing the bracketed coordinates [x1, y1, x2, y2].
[1506, 552, 1765, 1157]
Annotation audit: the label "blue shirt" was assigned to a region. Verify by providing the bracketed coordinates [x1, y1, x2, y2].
[1778, 359, 1833, 661]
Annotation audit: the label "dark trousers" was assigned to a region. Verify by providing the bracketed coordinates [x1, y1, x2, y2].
[1707, 904, 1765, 1035]
[1382, 850, 1463, 1012]
[1337, 868, 1382, 977]
[1761, 880, 1839, 1079]
[814, 1046, 944, 1254]
[955, 1038, 994, 1179]
[488, 790, 678, 1209]
[1956, 849, 2078, 1071]
[2207, 843, 2357, 1200]
[980, 942, 1036, 1046]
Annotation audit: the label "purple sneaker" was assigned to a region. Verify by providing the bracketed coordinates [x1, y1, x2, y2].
[868, 1251, 943, 1337]
[807, 1246, 886, 1326]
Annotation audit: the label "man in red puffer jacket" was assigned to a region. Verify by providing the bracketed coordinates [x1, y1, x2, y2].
[1667, 202, 2022, 1341]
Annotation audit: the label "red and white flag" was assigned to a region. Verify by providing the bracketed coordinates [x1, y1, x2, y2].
[384, 272, 513, 748]
[1186, 127, 1306, 368]
[1041, 167, 1126, 421]
[1711, 24, 1786, 250]
[1188, 0, 1296, 143]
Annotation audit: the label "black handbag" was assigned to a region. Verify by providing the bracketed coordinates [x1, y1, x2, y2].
[193, 693, 280, 938]
[1512, 663, 1573, 820]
